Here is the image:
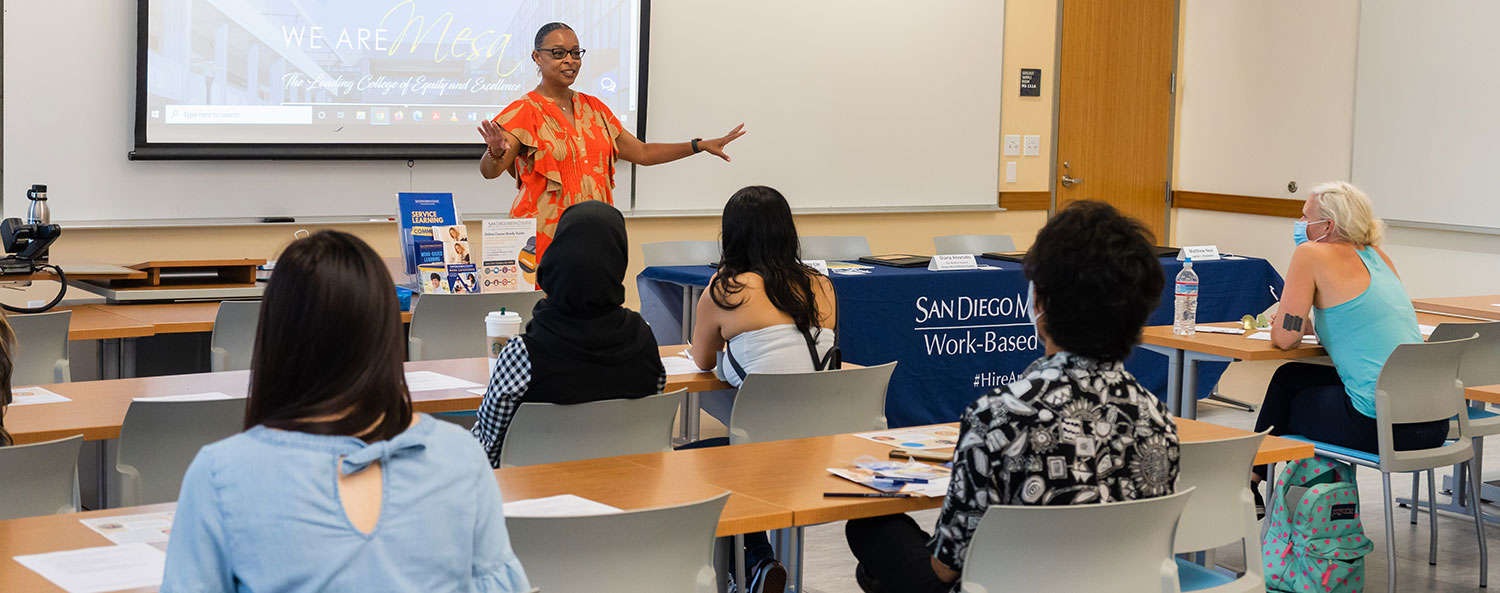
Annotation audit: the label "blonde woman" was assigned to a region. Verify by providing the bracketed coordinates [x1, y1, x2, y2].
[1250, 182, 1444, 491]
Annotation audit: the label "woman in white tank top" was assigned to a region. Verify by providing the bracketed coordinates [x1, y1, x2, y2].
[685, 185, 838, 593]
[690, 186, 838, 385]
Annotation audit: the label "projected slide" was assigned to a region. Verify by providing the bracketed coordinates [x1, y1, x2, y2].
[139, 0, 641, 146]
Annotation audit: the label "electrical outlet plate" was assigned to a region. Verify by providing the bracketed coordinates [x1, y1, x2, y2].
[1003, 135, 1021, 156]
[1022, 135, 1041, 156]
[1005, 161, 1017, 183]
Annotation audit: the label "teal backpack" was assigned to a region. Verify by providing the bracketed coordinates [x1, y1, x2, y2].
[1262, 457, 1373, 593]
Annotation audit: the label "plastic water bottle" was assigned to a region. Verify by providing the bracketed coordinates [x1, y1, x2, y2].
[1173, 259, 1198, 336]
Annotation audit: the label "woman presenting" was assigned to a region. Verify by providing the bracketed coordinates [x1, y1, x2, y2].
[479, 22, 745, 258]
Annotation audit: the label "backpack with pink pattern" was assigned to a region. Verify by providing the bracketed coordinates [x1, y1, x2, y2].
[1262, 457, 1372, 593]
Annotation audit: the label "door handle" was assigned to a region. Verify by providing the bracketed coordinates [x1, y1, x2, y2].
[1061, 175, 1082, 188]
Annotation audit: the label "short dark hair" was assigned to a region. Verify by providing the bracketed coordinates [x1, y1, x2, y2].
[245, 231, 411, 442]
[1023, 201, 1164, 361]
[0, 314, 15, 447]
[535, 22, 573, 49]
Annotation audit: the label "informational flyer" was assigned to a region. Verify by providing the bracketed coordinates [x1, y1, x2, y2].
[480, 218, 537, 293]
[852, 426, 962, 450]
[80, 511, 175, 545]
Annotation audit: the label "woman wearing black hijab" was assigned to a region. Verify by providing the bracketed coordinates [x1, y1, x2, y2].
[472, 201, 665, 468]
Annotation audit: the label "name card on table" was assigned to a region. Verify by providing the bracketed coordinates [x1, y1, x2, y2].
[1176, 245, 1221, 261]
[801, 259, 830, 276]
[927, 254, 979, 271]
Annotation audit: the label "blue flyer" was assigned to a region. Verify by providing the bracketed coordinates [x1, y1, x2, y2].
[397, 192, 457, 275]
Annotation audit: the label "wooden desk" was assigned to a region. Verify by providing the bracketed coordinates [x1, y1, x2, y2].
[494, 457, 790, 537]
[5, 263, 148, 283]
[1412, 295, 1500, 321]
[6, 350, 733, 445]
[48, 305, 156, 342]
[618, 418, 1314, 528]
[0, 503, 172, 593]
[92, 302, 414, 334]
[1141, 312, 1483, 418]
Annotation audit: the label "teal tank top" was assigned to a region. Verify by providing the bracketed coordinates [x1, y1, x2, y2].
[1313, 246, 1421, 418]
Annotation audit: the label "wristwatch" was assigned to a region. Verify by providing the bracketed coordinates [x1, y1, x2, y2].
[691, 138, 703, 154]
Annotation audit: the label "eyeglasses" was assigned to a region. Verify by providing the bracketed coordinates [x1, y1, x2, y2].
[537, 48, 586, 60]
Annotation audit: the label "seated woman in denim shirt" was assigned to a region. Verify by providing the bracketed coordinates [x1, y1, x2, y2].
[161, 231, 530, 593]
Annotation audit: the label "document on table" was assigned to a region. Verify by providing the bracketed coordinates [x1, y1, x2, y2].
[1246, 332, 1319, 344]
[132, 392, 239, 403]
[1419, 324, 1437, 337]
[853, 426, 963, 450]
[14, 543, 165, 593]
[661, 355, 706, 375]
[10, 386, 70, 406]
[80, 511, 175, 545]
[404, 371, 482, 392]
[1193, 325, 1245, 335]
[504, 494, 623, 517]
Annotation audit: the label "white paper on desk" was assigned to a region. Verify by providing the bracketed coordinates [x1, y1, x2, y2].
[14, 543, 166, 593]
[132, 392, 237, 403]
[661, 356, 705, 375]
[905, 477, 951, 497]
[404, 371, 482, 392]
[467, 387, 487, 396]
[10, 386, 70, 406]
[80, 511, 175, 545]
[1247, 332, 1319, 344]
[853, 426, 962, 450]
[1193, 325, 1245, 335]
[504, 494, 623, 517]
[1419, 324, 1437, 337]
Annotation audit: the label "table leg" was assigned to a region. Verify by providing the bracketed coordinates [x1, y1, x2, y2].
[681, 286, 694, 345]
[734, 533, 746, 593]
[795, 526, 805, 593]
[1141, 344, 1183, 417]
[120, 337, 138, 379]
[1183, 354, 1199, 421]
[96, 440, 109, 510]
[98, 338, 121, 380]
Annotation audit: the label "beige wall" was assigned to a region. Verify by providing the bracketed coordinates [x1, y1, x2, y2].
[1000, 0, 1059, 193]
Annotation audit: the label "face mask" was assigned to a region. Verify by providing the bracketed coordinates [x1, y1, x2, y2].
[1026, 281, 1045, 346]
[1293, 219, 1329, 246]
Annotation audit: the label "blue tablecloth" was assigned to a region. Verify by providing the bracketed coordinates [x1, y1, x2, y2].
[638, 256, 1283, 427]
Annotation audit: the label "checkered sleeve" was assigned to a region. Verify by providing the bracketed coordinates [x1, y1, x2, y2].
[656, 368, 667, 393]
[472, 337, 531, 468]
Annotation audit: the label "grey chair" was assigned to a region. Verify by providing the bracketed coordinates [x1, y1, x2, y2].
[728, 362, 895, 445]
[0, 435, 82, 519]
[642, 240, 721, 267]
[959, 488, 1194, 593]
[407, 292, 545, 361]
[933, 234, 1016, 255]
[115, 398, 247, 505]
[1290, 337, 1488, 592]
[507, 492, 728, 593]
[9, 310, 71, 385]
[1409, 322, 1500, 523]
[1173, 430, 1268, 593]
[798, 235, 872, 261]
[210, 301, 261, 372]
[499, 390, 685, 467]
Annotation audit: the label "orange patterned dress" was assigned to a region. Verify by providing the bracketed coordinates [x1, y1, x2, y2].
[494, 91, 622, 259]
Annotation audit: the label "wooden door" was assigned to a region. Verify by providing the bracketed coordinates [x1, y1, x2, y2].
[1055, 0, 1177, 242]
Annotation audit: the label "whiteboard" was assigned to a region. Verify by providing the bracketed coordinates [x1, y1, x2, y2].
[1, 0, 627, 225]
[633, 0, 1005, 214]
[1352, 0, 1500, 231]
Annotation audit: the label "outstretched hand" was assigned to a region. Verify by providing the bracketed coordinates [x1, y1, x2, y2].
[699, 124, 746, 162]
[477, 120, 510, 156]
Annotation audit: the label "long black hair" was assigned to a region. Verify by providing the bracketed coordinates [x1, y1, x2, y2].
[711, 186, 822, 333]
[0, 314, 15, 447]
[244, 231, 411, 442]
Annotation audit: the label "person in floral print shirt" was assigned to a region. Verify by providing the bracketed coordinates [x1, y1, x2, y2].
[844, 201, 1179, 593]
